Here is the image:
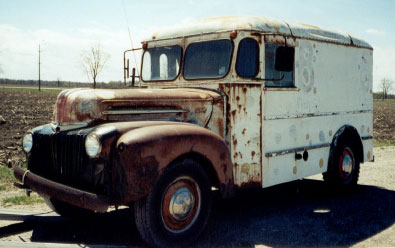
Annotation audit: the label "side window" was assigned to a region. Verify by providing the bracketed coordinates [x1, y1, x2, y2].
[236, 38, 259, 78]
[142, 45, 182, 81]
[265, 44, 294, 87]
[184, 39, 233, 79]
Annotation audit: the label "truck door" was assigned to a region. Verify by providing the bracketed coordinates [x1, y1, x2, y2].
[220, 36, 263, 188]
[261, 35, 300, 188]
[261, 35, 329, 188]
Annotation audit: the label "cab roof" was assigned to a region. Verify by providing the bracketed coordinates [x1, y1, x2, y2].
[145, 16, 371, 49]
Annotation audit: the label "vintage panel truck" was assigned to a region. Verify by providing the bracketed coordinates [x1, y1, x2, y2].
[14, 16, 373, 246]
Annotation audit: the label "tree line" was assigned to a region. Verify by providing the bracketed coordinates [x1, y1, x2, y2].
[0, 78, 125, 89]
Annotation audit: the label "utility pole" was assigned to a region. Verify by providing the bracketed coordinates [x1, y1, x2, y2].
[38, 44, 41, 91]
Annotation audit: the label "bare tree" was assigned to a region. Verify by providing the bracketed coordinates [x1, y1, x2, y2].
[81, 43, 110, 89]
[380, 78, 393, 100]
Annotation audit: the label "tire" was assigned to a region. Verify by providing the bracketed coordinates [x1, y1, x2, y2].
[323, 139, 360, 189]
[134, 159, 212, 247]
[45, 198, 94, 218]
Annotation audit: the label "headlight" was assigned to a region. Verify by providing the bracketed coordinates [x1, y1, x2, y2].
[22, 133, 33, 153]
[85, 133, 101, 158]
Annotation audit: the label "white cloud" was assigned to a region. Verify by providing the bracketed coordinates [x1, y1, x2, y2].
[366, 28, 385, 36]
[0, 24, 146, 82]
[372, 46, 395, 93]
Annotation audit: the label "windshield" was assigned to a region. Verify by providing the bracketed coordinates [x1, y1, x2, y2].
[183, 39, 233, 79]
[142, 45, 182, 81]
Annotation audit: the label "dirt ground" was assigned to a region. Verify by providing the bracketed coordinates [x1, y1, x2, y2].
[0, 88, 58, 167]
[373, 100, 395, 142]
[0, 88, 394, 247]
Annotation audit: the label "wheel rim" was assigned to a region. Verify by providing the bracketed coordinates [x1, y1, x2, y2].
[339, 147, 355, 180]
[161, 176, 201, 233]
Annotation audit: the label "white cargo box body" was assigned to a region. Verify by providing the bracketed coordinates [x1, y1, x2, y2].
[142, 16, 373, 189]
[262, 38, 373, 187]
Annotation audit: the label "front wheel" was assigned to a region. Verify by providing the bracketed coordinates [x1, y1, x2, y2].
[134, 159, 212, 247]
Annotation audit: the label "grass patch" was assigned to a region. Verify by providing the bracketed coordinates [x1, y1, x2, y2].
[0, 86, 63, 93]
[0, 166, 14, 183]
[15, 160, 27, 169]
[373, 99, 395, 103]
[2, 195, 44, 206]
[0, 185, 6, 191]
[374, 139, 395, 147]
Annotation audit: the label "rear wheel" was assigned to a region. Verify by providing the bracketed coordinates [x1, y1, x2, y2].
[134, 159, 211, 247]
[323, 139, 360, 189]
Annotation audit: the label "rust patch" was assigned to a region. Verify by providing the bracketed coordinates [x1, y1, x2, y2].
[251, 151, 256, 160]
[231, 109, 237, 123]
[319, 158, 324, 168]
[232, 134, 237, 147]
[241, 163, 250, 174]
[53, 88, 220, 125]
[237, 104, 242, 113]
[115, 122, 234, 202]
[14, 166, 110, 212]
[216, 117, 224, 138]
[293, 166, 297, 174]
[299, 22, 321, 30]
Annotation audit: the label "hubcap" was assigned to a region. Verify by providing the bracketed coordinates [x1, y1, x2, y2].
[161, 177, 201, 233]
[169, 187, 195, 220]
[339, 147, 354, 179]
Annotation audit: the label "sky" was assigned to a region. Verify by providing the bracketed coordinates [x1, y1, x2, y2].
[0, 0, 394, 92]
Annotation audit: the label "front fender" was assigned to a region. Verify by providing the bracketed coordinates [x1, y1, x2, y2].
[111, 122, 233, 204]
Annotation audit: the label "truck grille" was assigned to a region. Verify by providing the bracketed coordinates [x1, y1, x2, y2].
[28, 132, 105, 194]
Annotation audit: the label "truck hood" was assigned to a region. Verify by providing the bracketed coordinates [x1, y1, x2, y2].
[53, 88, 222, 126]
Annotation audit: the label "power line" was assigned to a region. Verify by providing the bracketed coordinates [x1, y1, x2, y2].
[121, 0, 139, 77]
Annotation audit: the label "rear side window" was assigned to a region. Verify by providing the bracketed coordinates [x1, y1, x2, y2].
[265, 44, 294, 87]
[236, 38, 259, 78]
[183, 39, 233, 79]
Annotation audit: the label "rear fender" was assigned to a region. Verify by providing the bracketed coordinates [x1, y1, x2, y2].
[112, 123, 233, 204]
[329, 125, 364, 165]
